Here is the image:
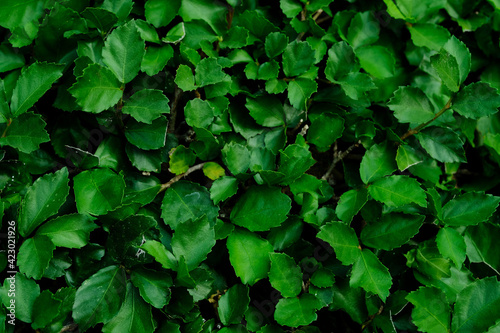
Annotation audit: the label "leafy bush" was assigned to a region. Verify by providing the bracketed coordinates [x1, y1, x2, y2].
[2, 0, 500, 332]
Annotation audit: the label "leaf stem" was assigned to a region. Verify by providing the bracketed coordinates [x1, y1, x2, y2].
[1, 118, 12, 138]
[158, 162, 206, 193]
[399, 97, 453, 141]
[168, 86, 182, 134]
[322, 141, 360, 182]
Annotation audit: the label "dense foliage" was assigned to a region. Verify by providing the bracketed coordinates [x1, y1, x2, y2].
[1, 0, 500, 332]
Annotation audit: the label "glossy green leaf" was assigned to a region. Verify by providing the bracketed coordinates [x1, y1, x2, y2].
[465, 223, 500, 274]
[325, 41, 356, 82]
[175, 64, 196, 91]
[436, 227, 466, 268]
[0, 273, 40, 323]
[141, 240, 177, 270]
[265, 32, 289, 58]
[274, 294, 322, 327]
[17, 235, 55, 280]
[218, 284, 250, 325]
[368, 175, 427, 208]
[230, 185, 291, 232]
[73, 168, 125, 216]
[222, 142, 251, 175]
[361, 213, 424, 250]
[350, 249, 392, 302]
[335, 188, 368, 224]
[141, 44, 173, 75]
[0, 112, 50, 153]
[10, 62, 63, 117]
[317, 222, 361, 265]
[73, 265, 127, 331]
[69, 64, 123, 113]
[161, 181, 219, 230]
[202, 161, 225, 180]
[172, 216, 216, 270]
[452, 82, 500, 119]
[282, 41, 315, 77]
[416, 127, 466, 163]
[406, 241, 451, 280]
[32, 290, 62, 330]
[431, 51, 460, 92]
[406, 287, 450, 333]
[195, 57, 230, 87]
[441, 192, 500, 226]
[210, 176, 238, 204]
[338, 72, 376, 100]
[347, 11, 380, 48]
[396, 145, 423, 171]
[125, 116, 167, 150]
[130, 267, 173, 309]
[268, 253, 302, 297]
[36, 214, 98, 248]
[408, 23, 451, 50]
[0, 0, 44, 30]
[359, 142, 397, 184]
[102, 20, 145, 83]
[356, 45, 395, 79]
[107, 214, 157, 260]
[19, 167, 69, 237]
[227, 229, 273, 285]
[307, 113, 344, 149]
[122, 89, 170, 124]
[388, 86, 435, 124]
[168, 145, 196, 175]
[452, 277, 500, 333]
[246, 95, 285, 127]
[184, 98, 215, 129]
[443, 36, 471, 86]
[101, 0, 133, 21]
[145, 0, 180, 28]
[277, 143, 316, 185]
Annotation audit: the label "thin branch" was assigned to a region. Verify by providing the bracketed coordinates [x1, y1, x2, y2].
[168, 86, 182, 134]
[361, 305, 384, 330]
[312, 9, 323, 21]
[400, 97, 453, 141]
[1, 118, 12, 138]
[158, 162, 206, 193]
[322, 141, 360, 181]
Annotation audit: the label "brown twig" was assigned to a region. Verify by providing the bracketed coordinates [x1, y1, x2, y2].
[168, 86, 182, 134]
[158, 162, 206, 193]
[361, 305, 384, 330]
[399, 97, 453, 141]
[1, 118, 11, 138]
[312, 9, 323, 21]
[322, 141, 360, 181]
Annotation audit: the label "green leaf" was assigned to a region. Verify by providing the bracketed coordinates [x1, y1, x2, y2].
[246, 95, 285, 127]
[125, 116, 167, 150]
[268, 253, 302, 297]
[288, 78, 318, 111]
[73, 265, 127, 331]
[10, 62, 63, 117]
[73, 168, 125, 216]
[406, 241, 451, 280]
[82, 8, 118, 32]
[350, 249, 392, 302]
[359, 142, 397, 184]
[130, 267, 173, 309]
[0, 273, 40, 323]
[107, 215, 156, 260]
[18, 235, 55, 280]
[141, 44, 174, 76]
[441, 192, 500, 226]
[443, 36, 471, 86]
[325, 41, 356, 82]
[406, 287, 450, 333]
[222, 142, 251, 175]
[0, 0, 44, 30]
[36, 213, 97, 249]
[396, 145, 423, 171]
[338, 72, 376, 100]
[452, 277, 500, 333]
[122, 89, 170, 124]
[172, 216, 216, 270]
[19, 167, 69, 237]
[145, 0, 180, 28]
[431, 51, 460, 92]
[179, 0, 227, 35]
[101, 0, 133, 21]
[0, 112, 50, 153]
[184, 98, 215, 129]
[102, 283, 156, 333]
[141, 240, 177, 270]
[368, 175, 427, 208]
[416, 127, 466, 163]
[168, 145, 196, 175]
[69, 63, 123, 113]
[274, 294, 322, 327]
[125, 144, 162, 172]
[102, 20, 145, 83]
[218, 284, 250, 325]
[277, 143, 316, 185]
[227, 229, 273, 285]
[335, 188, 368, 224]
[465, 223, 500, 275]
[388, 86, 435, 124]
[307, 113, 344, 149]
[230, 186, 291, 232]
[195, 57, 230, 87]
[175, 64, 196, 91]
[161, 181, 219, 230]
[32, 290, 62, 330]
[265, 32, 289, 58]
[436, 227, 466, 268]
[452, 82, 500, 119]
[408, 23, 451, 50]
[210, 176, 238, 204]
[317, 222, 361, 265]
[347, 11, 380, 48]
[280, 0, 302, 18]
[356, 45, 395, 79]
[282, 41, 315, 77]
[361, 213, 424, 250]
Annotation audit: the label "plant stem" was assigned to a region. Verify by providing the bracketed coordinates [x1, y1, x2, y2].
[399, 97, 453, 141]
[168, 86, 182, 134]
[322, 141, 360, 181]
[158, 162, 206, 193]
[1, 118, 12, 138]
